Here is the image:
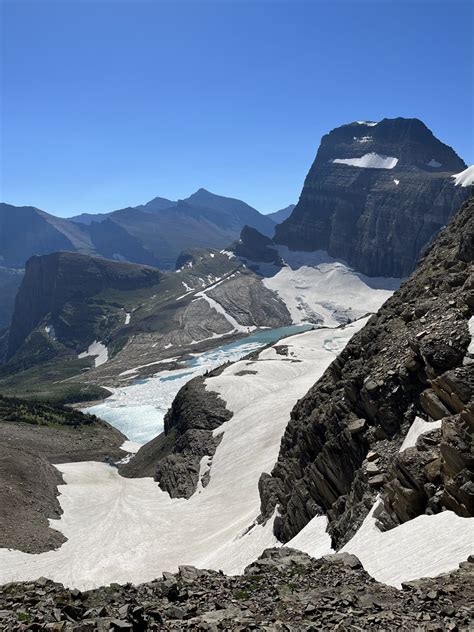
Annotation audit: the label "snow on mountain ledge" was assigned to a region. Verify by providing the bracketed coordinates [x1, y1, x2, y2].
[341, 500, 473, 587]
[399, 416, 442, 452]
[468, 316, 474, 355]
[78, 341, 108, 367]
[332, 153, 398, 169]
[452, 165, 474, 187]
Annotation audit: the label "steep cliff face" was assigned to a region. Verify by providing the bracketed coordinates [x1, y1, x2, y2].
[7, 252, 162, 359]
[261, 194, 473, 546]
[274, 118, 470, 277]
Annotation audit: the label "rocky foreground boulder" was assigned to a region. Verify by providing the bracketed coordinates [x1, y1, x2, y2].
[274, 117, 470, 277]
[260, 194, 473, 546]
[0, 549, 472, 630]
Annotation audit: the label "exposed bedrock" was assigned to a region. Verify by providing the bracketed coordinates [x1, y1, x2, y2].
[260, 195, 474, 547]
[274, 117, 470, 277]
[120, 370, 232, 498]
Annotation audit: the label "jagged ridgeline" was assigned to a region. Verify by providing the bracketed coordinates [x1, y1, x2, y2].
[260, 194, 473, 545]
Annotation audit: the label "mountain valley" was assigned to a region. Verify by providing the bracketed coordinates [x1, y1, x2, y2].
[0, 117, 473, 631]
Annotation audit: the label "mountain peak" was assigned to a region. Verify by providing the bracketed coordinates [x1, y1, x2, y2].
[274, 117, 469, 276]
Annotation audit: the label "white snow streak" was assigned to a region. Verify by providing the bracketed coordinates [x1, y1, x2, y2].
[333, 153, 398, 169]
[393, 179, 400, 185]
[120, 440, 142, 454]
[78, 341, 108, 367]
[194, 290, 256, 334]
[44, 325, 57, 340]
[427, 159, 442, 168]
[468, 316, 474, 355]
[399, 416, 442, 452]
[452, 165, 474, 187]
[119, 357, 179, 377]
[219, 250, 236, 259]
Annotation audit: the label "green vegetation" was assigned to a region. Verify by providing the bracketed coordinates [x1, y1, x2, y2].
[16, 612, 30, 623]
[0, 394, 99, 427]
[0, 353, 110, 405]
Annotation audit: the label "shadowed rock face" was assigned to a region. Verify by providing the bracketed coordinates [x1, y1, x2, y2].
[234, 225, 283, 265]
[6, 252, 162, 359]
[275, 118, 470, 277]
[260, 194, 474, 546]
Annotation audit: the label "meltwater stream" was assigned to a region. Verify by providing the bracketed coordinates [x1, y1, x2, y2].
[85, 325, 312, 444]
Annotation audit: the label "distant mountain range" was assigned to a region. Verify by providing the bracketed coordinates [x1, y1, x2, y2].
[0, 189, 283, 273]
[0, 190, 293, 328]
[266, 204, 296, 223]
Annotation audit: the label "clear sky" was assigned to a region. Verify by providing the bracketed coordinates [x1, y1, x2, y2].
[1, 0, 472, 217]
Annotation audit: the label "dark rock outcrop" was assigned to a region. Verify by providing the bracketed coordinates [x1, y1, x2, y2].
[275, 118, 470, 277]
[260, 194, 474, 546]
[0, 551, 472, 630]
[121, 371, 232, 498]
[233, 225, 283, 265]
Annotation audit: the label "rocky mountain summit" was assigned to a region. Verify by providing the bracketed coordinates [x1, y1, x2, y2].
[274, 118, 470, 277]
[260, 194, 473, 545]
[0, 550, 472, 630]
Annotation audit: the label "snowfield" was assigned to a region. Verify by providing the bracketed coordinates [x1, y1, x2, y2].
[78, 341, 108, 367]
[287, 499, 473, 588]
[341, 500, 473, 587]
[332, 153, 398, 169]
[0, 319, 471, 590]
[262, 250, 398, 326]
[0, 322, 366, 589]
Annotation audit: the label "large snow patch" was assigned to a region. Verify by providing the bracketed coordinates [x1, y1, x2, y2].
[332, 153, 398, 169]
[262, 251, 398, 326]
[0, 322, 365, 589]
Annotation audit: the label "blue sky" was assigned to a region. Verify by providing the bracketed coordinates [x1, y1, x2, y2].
[1, 0, 472, 217]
